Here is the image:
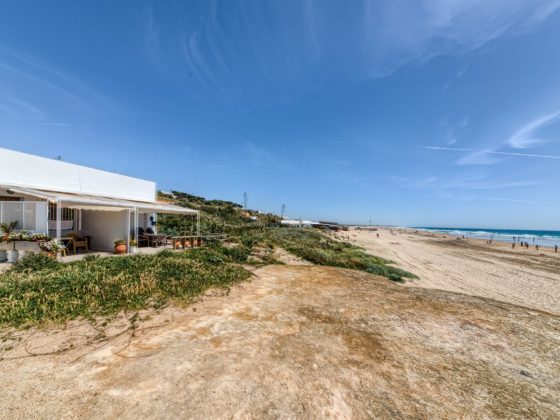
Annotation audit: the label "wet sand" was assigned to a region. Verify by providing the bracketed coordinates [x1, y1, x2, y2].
[349, 227, 560, 314]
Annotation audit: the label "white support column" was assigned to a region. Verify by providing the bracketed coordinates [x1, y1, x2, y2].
[126, 209, 131, 253]
[45, 200, 49, 234]
[196, 211, 200, 235]
[56, 200, 62, 242]
[134, 208, 139, 248]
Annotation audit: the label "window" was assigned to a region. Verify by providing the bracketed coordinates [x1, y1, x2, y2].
[0, 201, 48, 233]
[48, 203, 75, 221]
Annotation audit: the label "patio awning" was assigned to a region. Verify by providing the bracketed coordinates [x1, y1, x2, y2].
[3, 185, 198, 215]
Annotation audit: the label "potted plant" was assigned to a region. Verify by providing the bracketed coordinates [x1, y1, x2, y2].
[0, 221, 18, 240]
[39, 239, 62, 259]
[129, 239, 138, 254]
[114, 239, 127, 254]
[1, 222, 19, 263]
[0, 237, 6, 262]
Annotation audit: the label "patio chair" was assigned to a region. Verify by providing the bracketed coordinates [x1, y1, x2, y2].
[68, 233, 88, 253]
[135, 228, 149, 247]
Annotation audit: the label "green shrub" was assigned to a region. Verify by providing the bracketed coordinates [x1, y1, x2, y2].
[229, 228, 416, 282]
[0, 248, 250, 327]
[220, 245, 251, 263]
[9, 253, 60, 274]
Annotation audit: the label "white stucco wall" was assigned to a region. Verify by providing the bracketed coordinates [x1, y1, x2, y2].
[0, 147, 156, 202]
[81, 210, 129, 251]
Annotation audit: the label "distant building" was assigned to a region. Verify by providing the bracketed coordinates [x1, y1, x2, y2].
[280, 219, 315, 227]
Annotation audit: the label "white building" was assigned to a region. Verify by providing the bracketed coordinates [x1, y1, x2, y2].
[0, 147, 197, 252]
[280, 219, 316, 227]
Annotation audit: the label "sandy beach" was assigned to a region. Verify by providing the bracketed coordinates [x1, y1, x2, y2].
[349, 227, 560, 314]
[2, 264, 559, 418]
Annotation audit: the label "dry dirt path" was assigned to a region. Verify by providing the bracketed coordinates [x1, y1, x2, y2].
[1, 265, 559, 418]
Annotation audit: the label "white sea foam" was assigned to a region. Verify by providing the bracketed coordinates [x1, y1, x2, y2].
[416, 227, 560, 248]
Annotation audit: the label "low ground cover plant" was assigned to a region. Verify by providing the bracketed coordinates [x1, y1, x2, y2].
[0, 190, 416, 328]
[234, 228, 416, 282]
[0, 247, 250, 327]
[158, 190, 416, 282]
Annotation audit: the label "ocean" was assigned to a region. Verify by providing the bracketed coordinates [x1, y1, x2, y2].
[414, 227, 560, 248]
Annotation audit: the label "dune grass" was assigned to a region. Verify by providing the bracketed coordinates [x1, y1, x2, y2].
[0, 248, 250, 328]
[0, 221, 415, 328]
[234, 228, 417, 282]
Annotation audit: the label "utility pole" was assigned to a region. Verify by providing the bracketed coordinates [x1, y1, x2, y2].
[281, 204, 285, 219]
[243, 191, 248, 210]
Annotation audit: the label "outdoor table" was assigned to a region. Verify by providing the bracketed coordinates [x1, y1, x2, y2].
[143, 233, 169, 247]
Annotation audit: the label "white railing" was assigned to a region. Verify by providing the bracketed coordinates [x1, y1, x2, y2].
[0, 201, 48, 234]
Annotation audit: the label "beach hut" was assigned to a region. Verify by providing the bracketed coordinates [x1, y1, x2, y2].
[0, 147, 198, 254]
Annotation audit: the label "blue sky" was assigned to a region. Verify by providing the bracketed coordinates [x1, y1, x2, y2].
[1, 1, 560, 229]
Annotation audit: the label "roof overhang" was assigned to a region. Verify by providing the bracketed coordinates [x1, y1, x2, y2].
[2, 185, 197, 215]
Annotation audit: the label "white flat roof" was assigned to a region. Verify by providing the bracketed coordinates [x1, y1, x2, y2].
[0, 147, 156, 202]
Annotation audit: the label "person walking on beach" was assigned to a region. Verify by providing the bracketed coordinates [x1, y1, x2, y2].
[555, 245, 558, 253]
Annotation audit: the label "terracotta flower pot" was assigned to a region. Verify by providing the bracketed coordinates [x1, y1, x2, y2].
[174, 240, 182, 249]
[115, 244, 127, 254]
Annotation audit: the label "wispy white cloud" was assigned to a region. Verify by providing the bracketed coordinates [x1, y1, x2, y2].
[484, 197, 533, 204]
[507, 109, 560, 149]
[441, 116, 469, 145]
[0, 44, 116, 120]
[424, 146, 560, 160]
[328, 140, 389, 146]
[391, 173, 544, 193]
[0, 90, 45, 120]
[39, 122, 88, 127]
[456, 150, 500, 166]
[245, 142, 273, 166]
[145, 0, 560, 105]
[428, 107, 560, 165]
